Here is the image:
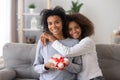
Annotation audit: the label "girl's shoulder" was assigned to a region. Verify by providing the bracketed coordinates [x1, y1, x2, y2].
[80, 37, 95, 47]
[81, 37, 94, 42]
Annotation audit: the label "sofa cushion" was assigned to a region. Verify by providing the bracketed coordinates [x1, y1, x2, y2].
[3, 43, 39, 79]
[96, 44, 120, 80]
[15, 78, 38, 80]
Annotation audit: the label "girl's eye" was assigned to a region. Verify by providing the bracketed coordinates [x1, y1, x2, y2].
[69, 28, 72, 31]
[75, 26, 79, 29]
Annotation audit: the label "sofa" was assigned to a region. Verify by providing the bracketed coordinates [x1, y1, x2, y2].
[0, 43, 120, 80]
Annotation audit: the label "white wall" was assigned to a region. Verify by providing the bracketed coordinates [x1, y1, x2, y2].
[0, 0, 11, 56]
[18, 0, 120, 44]
[52, 0, 120, 44]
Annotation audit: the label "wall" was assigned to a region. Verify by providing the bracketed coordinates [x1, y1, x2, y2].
[17, 0, 48, 43]
[52, 0, 120, 44]
[18, 0, 120, 44]
[81, 0, 120, 44]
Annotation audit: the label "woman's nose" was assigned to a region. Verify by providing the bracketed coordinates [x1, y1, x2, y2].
[52, 23, 57, 28]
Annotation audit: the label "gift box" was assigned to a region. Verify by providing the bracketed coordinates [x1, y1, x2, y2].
[49, 54, 69, 69]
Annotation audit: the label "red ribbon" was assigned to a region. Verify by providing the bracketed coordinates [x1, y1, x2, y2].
[51, 56, 66, 67]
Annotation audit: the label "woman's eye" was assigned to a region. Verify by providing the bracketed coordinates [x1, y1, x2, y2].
[48, 22, 52, 26]
[56, 21, 60, 24]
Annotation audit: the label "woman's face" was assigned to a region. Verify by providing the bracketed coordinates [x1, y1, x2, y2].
[68, 21, 82, 39]
[47, 15, 63, 36]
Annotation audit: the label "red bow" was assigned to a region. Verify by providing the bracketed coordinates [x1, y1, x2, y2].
[51, 56, 66, 67]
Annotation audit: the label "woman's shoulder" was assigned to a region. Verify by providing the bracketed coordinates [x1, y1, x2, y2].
[37, 40, 47, 46]
[38, 39, 52, 46]
[59, 38, 79, 46]
[37, 40, 43, 44]
[65, 38, 79, 42]
[36, 40, 42, 46]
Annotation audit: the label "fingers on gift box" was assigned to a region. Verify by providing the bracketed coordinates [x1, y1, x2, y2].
[49, 54, 69, 69]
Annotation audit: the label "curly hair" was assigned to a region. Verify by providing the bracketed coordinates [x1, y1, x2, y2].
[66, 13, 94, 40]
[40, 6, 67, 38]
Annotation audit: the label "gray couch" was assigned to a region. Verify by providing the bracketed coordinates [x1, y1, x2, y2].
[0, 43, 120, 80]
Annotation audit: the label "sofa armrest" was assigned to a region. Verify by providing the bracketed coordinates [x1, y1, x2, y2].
[0, 68, 16, 80]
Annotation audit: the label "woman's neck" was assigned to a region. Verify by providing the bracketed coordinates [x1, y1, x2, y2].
[54, 34, 64, 40]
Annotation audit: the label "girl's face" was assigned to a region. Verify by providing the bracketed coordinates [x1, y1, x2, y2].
[47, 15, 63, 36]
[68, 21, 82, 39]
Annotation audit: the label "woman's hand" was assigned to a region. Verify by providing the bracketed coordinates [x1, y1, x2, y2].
[44, 62, 57, 70]
[40, 32, 56, 46]
[57, 61, 70, 70]
[45, 62, 70, 70]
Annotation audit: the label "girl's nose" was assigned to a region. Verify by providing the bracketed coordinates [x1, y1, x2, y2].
[72, 29, 76, 33]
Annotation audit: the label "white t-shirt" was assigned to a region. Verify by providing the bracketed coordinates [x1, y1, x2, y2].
[52, 37, 103, 80]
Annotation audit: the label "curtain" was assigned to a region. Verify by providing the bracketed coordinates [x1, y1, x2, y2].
[0, 0, 11, 56]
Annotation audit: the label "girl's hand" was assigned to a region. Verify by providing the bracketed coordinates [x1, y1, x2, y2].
[40, 32, 47, 46]
[40, 32, 56, 46]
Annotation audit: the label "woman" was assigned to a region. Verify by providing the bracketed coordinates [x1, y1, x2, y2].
[33, 6, 82, 80]
[40, 13, 105, 80]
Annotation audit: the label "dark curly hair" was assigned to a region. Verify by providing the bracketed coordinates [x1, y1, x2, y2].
[40, 6, 67, 38]
[66, 13, 94, 40]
